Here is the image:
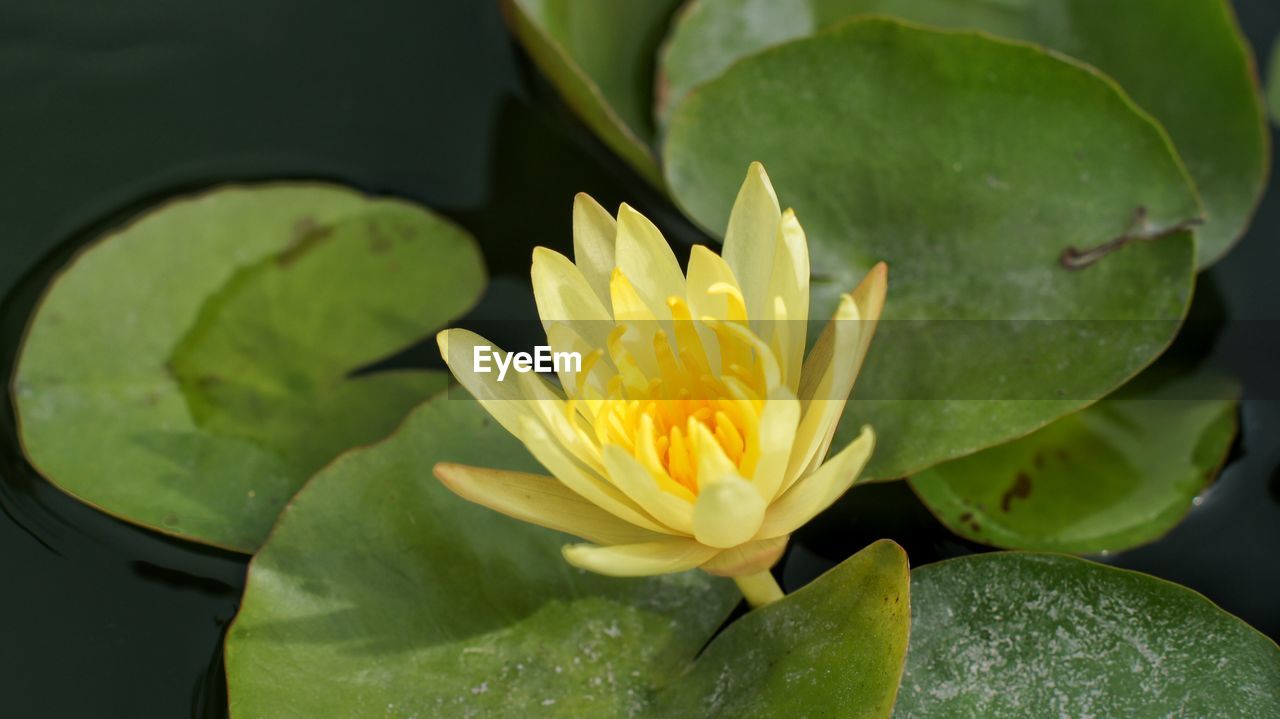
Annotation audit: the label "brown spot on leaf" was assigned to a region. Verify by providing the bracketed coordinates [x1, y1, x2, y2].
[1000, 473, 1032, 512]
[278, 219, 332, 268]
[291, 216, 318, 241]
[368, 220, 392, 254]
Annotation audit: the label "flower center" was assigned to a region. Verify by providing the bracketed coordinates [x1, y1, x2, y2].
[569, 287, 773, 499]
[593, 394, 761, 497]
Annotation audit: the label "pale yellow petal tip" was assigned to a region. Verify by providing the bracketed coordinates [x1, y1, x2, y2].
[532, 246, 579, 280]
[688, 243, 718, 263]
[739, 161, 780, 209]
[573, 192, 615, 223]
[854, 262, 889, 315]
[832, 292, 860, 321]
[561, 543, 596, 572]
[432, 462, 485, 502]
[435, 329, 453, 362]
[432, 461, 463, 487]
[616, 202, 642, 222]
[693, 474, 766, 548]
[562, 544, 641, 577]
[856, 424, 877, 453]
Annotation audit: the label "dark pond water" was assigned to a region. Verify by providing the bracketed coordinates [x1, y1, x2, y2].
[1, 1, 1277, 716]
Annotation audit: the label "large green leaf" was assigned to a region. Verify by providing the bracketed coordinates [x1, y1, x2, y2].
[908, 373, 1240, 553]
[658, 0, 1266, 266]
[664, 19, 1198, 480]
[226, 394, 911, 718]
[895, 553, 1280, 717]
[654, 539, 910, 718]
[12, 185, 483, 552]
[503, 0, 682, 186]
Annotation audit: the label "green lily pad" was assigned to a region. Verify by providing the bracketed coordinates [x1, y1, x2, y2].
[12, 184, 483, 552]
[895, 553, 1280, 717]
[502, 0, 682, 186]
[654, 539, 910, 718]
[664, 19, 1198, 481]
[908, 372, 1240, 553]
[659, 0, 1266, 266]
[226, 394, 912, 718]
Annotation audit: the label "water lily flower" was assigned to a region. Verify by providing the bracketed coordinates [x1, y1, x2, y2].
[434, 163, 885, 607]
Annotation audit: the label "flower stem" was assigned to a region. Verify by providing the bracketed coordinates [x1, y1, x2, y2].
[734, 570, 784, 608]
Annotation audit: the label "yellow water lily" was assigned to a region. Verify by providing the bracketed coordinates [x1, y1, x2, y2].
[434, 163, 885, 607]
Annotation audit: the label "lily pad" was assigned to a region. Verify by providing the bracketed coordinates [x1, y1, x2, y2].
[658, 0, 1266, 266]
[664, 19, 1199, 480]
[908, 373, 1240, 553]
[502, 0, 682, 186]
[654, 539, 910, 718]
[12, 184, 483, 552]
[895, 553, 1280, 717]
[225, 394, 912, 718]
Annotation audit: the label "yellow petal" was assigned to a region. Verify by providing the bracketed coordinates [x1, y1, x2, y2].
[766, 209, 809, 391]
[788, 263, 887, 487]
[685, 244, 742, 368]
[688, 420, 736, 488]
[434, 463, 661, 545]
[610, 267, 659, 323]
[516, 371, 604, 474]
[572, 192, 617, 305]
[851, 261, 889, 331]
[518, 416, 670, 534]
[722, 161, 782, 319]
[693, 471, 767, 548]
[562, 539, 720, 576]
[760, 425, 874, 539]
[545, 323, 614, 402]
[616, 203, 684, 320]
[601, 444, 695, 534]
[609, 270, 661, 379]
[752, 387, 801, 501]
[686, 245, 741, 319]
[787, 296, 858, 486]
[436, 329, 533, 441]
[700, 536, 788, 577]
[704, 318, 783, 396]
[532, 246, 613, 351]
